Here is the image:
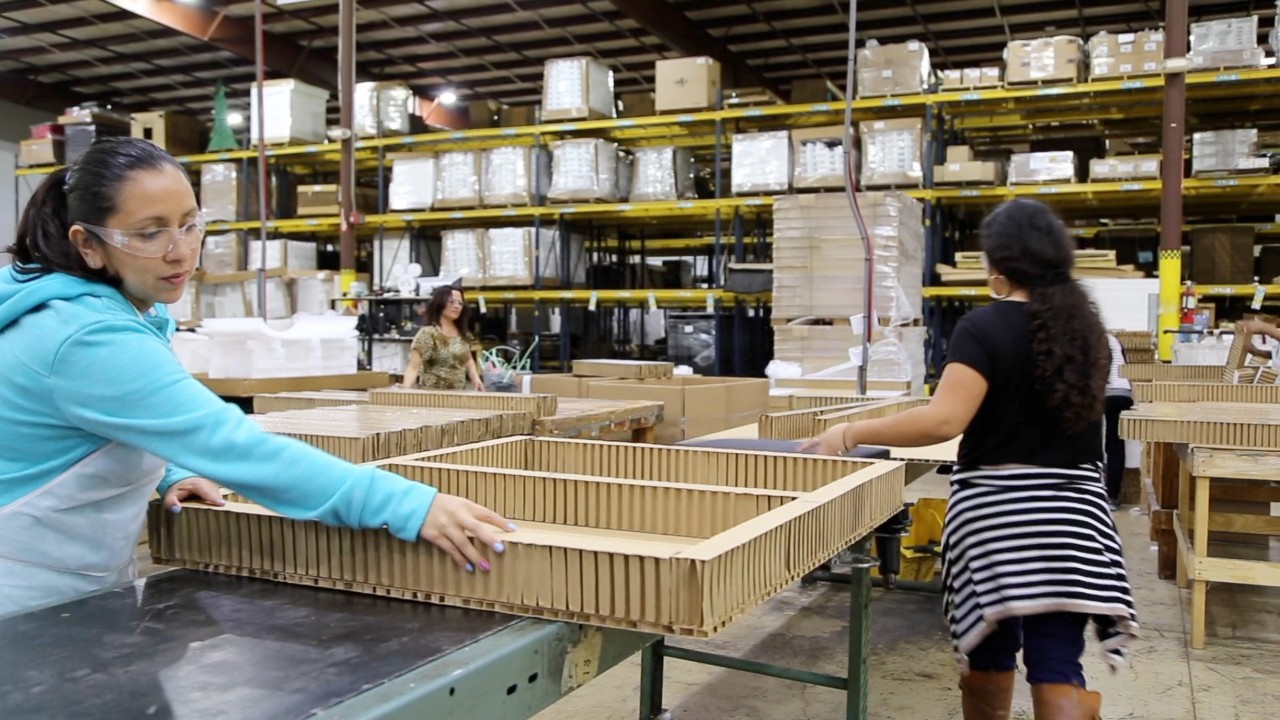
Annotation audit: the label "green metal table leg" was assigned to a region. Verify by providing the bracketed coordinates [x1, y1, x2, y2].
[639, 638, 667, 720]
[847, 537, 876, 720]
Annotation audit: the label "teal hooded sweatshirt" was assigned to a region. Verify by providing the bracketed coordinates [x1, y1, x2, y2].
[0, 265, 436, 541]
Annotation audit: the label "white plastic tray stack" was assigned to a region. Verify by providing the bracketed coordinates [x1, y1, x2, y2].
[388, 153, 437, 211]
[435, 151, 483, 209]
[731, 132, 792, 195]
[440, 229, 486, 286]
[549, 139, 620, 202]
[631, 147, 696, 202]
[482, 146, 551, 207]
[196, 316, 360, 379]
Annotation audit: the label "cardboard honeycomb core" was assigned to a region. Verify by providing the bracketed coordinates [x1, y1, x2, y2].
[1132, 381, 1280, 404]
[760, 398, 930, 441]
[369, 387, 559, 418]
[150, 439, 905, 637]
[252, 389, 370, 414]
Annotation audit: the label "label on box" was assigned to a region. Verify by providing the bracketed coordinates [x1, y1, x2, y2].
[907, 40, 921, 51]
[1143, 61, 1159, 71]
[1144, 42, 1159, 51]
[1119, 32, 1136, 43]
[881, 69, 893, 78]
[1120, 44, 1134, 53]
[1120, 63, 1134, 73]
[948, 163, 962, 171]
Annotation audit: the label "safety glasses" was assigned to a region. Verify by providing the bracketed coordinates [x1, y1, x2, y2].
[76, 212, 208, 259]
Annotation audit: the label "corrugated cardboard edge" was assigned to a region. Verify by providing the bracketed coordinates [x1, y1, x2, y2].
[369, 387, 559, 418]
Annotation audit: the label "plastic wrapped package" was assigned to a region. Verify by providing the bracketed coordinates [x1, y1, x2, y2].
[630, 147, 696, 202]
[204, 281, 250, 319]
[855, 40, 931, 97]
[792, 126, 849, 189]
[435, 151, 482, 208]
[731, 131, 792, 195]
[167, 283, 199, 324]
[200, 233, 242, 274]
[1191, 129, 1264, 175]
[1189, 16, 1263, 69]
[484, 227, 583, 286]
[247, 239, 318, 272]
[1004, 36, 1083, 84]
[770, 324, 927, 391]
[388, 152, 437, 211]
[541, 57, 615, 121]
[293, 273, 335, 316]
[200, 163, 240, 223]
[354, 81, 418, 138]
[247, 277, 294, 320]
[1087, 30, 1165, 79]
[859, 118, 923, 188]
[770, 193, 924, 324]
[549, 139, 619, 202]
[481, 146, 551, 206]
[1008, 151, 1076, 184]
[249, 79, 329, 146]
[439, 229, 485, 285]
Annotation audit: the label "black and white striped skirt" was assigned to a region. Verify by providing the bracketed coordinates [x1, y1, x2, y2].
[942, 463, 1140, 671]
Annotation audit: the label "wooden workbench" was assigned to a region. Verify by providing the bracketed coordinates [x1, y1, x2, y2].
[531, 397, 663, 443]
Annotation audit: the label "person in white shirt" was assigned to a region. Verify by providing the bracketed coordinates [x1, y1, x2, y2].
[1104, 334, 1132, 510]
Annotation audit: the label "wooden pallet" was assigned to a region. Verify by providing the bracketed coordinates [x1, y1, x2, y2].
[1003, 77, 1081, 89]
[1190, 168, 1272, 179]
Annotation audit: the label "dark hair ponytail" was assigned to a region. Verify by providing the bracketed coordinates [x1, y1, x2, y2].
[8, 137, 185, 285]
[980, 199, 1109, 432]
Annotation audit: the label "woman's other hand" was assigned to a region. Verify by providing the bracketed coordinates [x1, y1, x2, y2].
[800, 423, 853, 457]
[420, 493, 516, 572]
[162, 477, 227, 514]
[472, 378, 486, 392]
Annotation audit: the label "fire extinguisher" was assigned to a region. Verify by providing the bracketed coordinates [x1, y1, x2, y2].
[1180, 281, 1198, 325]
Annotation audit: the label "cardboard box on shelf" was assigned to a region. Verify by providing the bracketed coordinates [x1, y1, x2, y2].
[296, 184, 379, 216]
[732, 131, 792, 194]
[247, 239, 319, 272]
[18, 137, 62, 167]
[249, 78, 330, 146]
[1088, 155, 1161, 181]
[199, 163, 296, 222]
[859, 117, 924, 188]
[655, 56, 722, 112]
[1087, 30, 1165, 79]
[435, 150, 484, 208]
[1191, 128, 1262, 176]
[200, 233, 243, 275]
[941, 67, 1001, 89]
[618, 92, 656, 118]
[1190, 226, 1255, 285]
[1005, 36, 1083, 85]
[548, 139, 621, 203]
[500, 105, 540, 127]
[468, 100, 499, 129]
[587, 376, 770, 443]
[790, 78, 837, 104]
[630, 146, 697, 202]
[482, 146, 551, 206]
[933, 161, 1003, 185]
[791, 126, 848, 190]
[388, 152, 437, 211]
[130, 111, 204, 155]
[353, 81, 422, 138]
[63, 121, 128, 164]
[855, 40, 931, 97]
[940, 69, 963, 88]
[1008, 151, 1076, 184]
[1189, 16, 1264, 70]
[945, 145, 975, 163]
[572, 359, 674, 379]
[541, 56, 615, 121]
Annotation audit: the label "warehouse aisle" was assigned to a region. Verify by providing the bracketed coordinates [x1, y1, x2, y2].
[535, 510, 1280, 720]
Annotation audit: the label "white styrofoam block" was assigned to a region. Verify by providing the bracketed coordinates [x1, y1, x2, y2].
[249, 79, 330, 145]
[388, 155, 437, 210]
[1080, 279, 1160, 331]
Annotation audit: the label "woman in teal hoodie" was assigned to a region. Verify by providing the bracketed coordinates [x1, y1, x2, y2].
[0, 137, 512, 617]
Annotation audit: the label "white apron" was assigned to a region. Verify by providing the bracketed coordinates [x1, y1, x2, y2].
[0, 442, 164, 617]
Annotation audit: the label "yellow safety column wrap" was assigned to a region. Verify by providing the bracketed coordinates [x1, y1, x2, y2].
[1157, 249, 1182, 361]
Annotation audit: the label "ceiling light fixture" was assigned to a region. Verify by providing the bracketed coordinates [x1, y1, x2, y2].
[438, 91, 458, 106]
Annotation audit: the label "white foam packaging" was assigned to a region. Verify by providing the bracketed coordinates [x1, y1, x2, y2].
[388, 152, 437, 211]
[197, 316, 360, 379]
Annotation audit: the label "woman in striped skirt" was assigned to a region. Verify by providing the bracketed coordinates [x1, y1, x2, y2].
[805, 199, 1138, 719]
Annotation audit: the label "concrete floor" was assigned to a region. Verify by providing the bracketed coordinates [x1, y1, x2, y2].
[530, 509, 1280, 720]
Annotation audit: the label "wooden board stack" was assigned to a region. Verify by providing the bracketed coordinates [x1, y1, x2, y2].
[251, 405, 533, 462]
[936, 250, 1144, 285]
[149, 438, 906, 637]
[369, 387, 559, 418]
[533, 397, 664, 439]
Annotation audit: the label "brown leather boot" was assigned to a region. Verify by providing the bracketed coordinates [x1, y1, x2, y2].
[1030, 683, 1102, 719]
[958, 670, 1015, 719]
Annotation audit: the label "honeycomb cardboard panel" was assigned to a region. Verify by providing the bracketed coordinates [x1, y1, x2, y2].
[1120, 401, 1280, 446]
[571, 359, 674, 379]
[1119, 364, 1226, 383]
[369, 387, 558, 418]
[1133, 382, 1280, 404]
[759, 398, 931, 441]
[533, 398, 664, 439]
[252, 390, 370, 414]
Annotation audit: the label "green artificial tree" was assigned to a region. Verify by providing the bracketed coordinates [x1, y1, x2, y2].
[207, 81, 239, 152]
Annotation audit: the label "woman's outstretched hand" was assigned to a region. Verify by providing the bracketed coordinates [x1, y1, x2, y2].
[420, 493, 516, 572]
[162, 477, 227, 513]
[799, 423, 853, 457]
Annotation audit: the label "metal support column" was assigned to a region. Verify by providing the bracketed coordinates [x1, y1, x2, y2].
[845, 538, 874, 720]
[337, 0, 357, 292]
[1158, 0, 1189, 361]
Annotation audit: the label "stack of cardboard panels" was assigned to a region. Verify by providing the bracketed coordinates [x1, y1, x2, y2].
[1004, 36, 1084, 85]
[1189, 16, 1265, 70]
[771, 193, 924, 323]
[252, 390, 370, 414]
[249, 405, 533, 462]
[149, 438, 906, 637]
[1190, 129, 1267, 176]
[369, 387, 559, 418]
[933, 145, 1003, 185]
[572, 359, 674, 379]
[654, 57, 722, 113]
[859, 118, 924, 188]
[771, 324, 927, 392]
[855, 40, 931, 97]
[587, 377, 769, 443]
[939, 67, 1002, 89]
[1089, 155, 1161, 181]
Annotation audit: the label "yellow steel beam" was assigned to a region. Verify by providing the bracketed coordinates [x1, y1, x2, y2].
[335, 289, 767, 306]
[924, 284, 1280, 299]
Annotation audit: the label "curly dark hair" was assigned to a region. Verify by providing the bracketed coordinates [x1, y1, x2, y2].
[980, 199, 1110, 432]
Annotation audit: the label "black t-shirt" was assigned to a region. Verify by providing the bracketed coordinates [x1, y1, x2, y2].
[944, 301, 1103, 469]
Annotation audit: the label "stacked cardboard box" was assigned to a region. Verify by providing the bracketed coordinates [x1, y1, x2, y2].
[247, 239, 318, 272]
[731, 132, 792, 194]
[792, 126, 848, 190]
[1087, 30, 1165, 79]
[587, 377, 769, 443]
[1005, 36, 1084, 85]
[542, 57, 615, 121]
[200, 233, 243, 274]
[1190, 226, 1255, 285]
[855, 40, 931, 97]
[859, 118, 924, 188]
[249, 79, 330, 146]
[296, 184, 379, 216]
[1088, 155, 1161, 181]
[530, 374, 620, 398]
[353, 81, 420, 138]
[1009, 151, 1077, 184]
[654, 57, 722, 112]
[771, 193, 924, 323]
[631, 147, 697, 202]
[933, 145, 1003, 185]
[940, 67, 1002, 89]
[1189, 16, 1265, 70]
[19, 122, 64, 167]
[1190, 129, 1267, 176]
[130, 111, 204, 156]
